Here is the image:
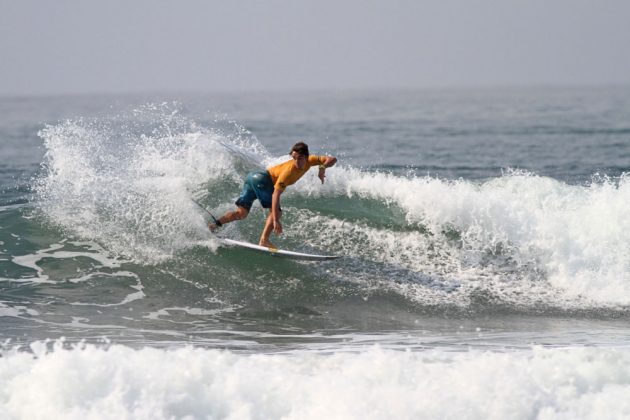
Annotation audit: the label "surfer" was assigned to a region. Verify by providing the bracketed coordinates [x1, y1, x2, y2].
[208, 142, 337, 248]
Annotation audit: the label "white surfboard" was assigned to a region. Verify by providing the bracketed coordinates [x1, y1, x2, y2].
[221, 238, 340, 261]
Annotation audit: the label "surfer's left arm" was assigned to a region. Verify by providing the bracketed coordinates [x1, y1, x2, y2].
[317, 155, 337, 184]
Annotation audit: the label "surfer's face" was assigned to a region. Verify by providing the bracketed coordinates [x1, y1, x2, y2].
[291, 151, 307, 170]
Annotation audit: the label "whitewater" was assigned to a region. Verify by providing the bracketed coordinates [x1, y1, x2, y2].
[1, 88, 630, 419]
[3, 342, 630, 419]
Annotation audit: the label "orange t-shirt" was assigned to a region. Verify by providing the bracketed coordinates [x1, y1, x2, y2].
[267, 155, 326, 191]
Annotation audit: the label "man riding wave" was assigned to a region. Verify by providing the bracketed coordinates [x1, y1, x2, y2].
[209, 142, 337, 248]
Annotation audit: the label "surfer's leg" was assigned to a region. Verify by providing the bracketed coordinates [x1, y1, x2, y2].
[254, 173, 278, 247]
[259, 212, 277, 248]
[259, 206, 281, 248]
[209, 174, 257, 231]
[209, 206, 249, 231]
[220, 206, 249, 224]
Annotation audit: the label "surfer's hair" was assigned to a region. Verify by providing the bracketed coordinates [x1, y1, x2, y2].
[290, 142, 310, 157]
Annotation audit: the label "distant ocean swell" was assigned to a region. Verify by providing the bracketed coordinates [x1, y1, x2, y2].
[32, 107, 630, 310]
[1, 342, 630, 419]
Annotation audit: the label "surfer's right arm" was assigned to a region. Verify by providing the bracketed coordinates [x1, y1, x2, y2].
[271, 188, 283, 235]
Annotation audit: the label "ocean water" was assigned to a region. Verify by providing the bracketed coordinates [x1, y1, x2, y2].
[1, 87, 630, 419]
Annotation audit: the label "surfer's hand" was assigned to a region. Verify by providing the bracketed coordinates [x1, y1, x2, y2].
[318, 168, 326, 184]
[273, 220, 283, 235]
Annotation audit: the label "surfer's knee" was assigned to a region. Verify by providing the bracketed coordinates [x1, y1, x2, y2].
[235, 206, 249, 220]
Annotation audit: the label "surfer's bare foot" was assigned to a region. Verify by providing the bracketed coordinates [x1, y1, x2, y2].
[208, 223, 220, 232]
[259, 239, 277, 249]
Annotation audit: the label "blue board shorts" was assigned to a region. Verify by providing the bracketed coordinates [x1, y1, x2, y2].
[235, 171, 276, 211]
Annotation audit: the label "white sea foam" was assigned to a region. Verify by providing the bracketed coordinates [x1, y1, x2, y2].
[11, 248, 124, 284]
[0, 302, 39, 317]
[295, 168, 630, 307]
[144, 306, 234, 320]
[1, 342, 630, 419]
[35, 106, 256, 262]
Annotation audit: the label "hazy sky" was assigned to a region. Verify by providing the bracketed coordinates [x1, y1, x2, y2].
[1, 0, 630, 96]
